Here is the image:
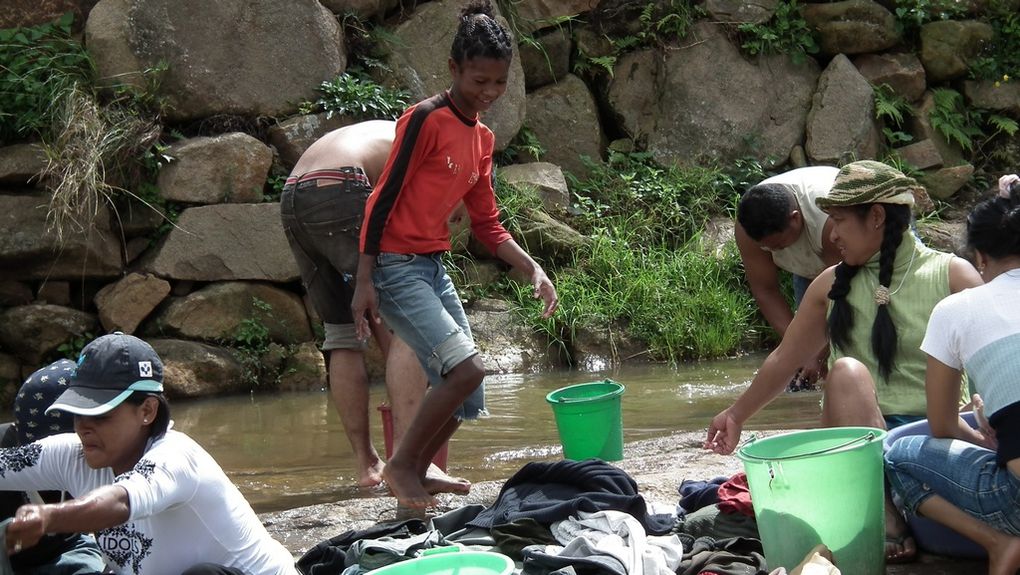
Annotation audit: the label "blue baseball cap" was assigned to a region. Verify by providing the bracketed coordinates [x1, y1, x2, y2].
[15, 359, 77, 444]
[47, 333, 164, 417]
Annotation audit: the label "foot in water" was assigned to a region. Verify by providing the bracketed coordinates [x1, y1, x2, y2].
[357, 458, 385, 488]
[422, 464, 471, 495]
[382, 460, 437, 509]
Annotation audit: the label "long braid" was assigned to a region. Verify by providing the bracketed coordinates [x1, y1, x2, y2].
[827, 260, 861, 352]
[870, 205, 911, 380]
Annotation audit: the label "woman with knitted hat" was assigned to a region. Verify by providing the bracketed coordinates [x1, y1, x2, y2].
[704, 160, 983, 562]
[0, 333, 297, 575]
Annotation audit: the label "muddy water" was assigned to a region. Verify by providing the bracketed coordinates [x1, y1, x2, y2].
[169, 354, 822, 513]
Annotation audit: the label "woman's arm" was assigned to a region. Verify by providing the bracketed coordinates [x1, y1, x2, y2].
[5, 485, 129, 554]
[705, 267, 833, 454]
[495, 239, 557, 318]
[948, 256, 983, 293]
[925, 356, 993, 447]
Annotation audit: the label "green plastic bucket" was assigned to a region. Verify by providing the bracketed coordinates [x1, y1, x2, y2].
[737, 427, 887, 575]
[545, 380, 625, 461]
[366, 549, 513, 575]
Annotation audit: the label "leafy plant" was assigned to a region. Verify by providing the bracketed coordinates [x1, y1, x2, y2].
[300, 72, 409, 121]
[892, 0, 969, 39]
[738, 0, 819, 63]
[968, 2, 1020, 82]
[234, 298, 274, 354]
[0, 12, 93, 144]
[928, 87, 1018, 152]
[873, 83, 915, 147]
[495, 125, 545, 165]
[57, 331, 95, 361]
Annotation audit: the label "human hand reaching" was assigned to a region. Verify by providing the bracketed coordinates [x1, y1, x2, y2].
[704, 409, 743, 455]
[532, 268, 558, 318]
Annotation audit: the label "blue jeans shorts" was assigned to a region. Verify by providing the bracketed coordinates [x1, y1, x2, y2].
[885, 435, 1020, 535]
[373, 252, 485, 420]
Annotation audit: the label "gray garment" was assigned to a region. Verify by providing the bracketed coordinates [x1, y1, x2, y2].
[523, 540, 628, 575]
[342, 529, 446, 575]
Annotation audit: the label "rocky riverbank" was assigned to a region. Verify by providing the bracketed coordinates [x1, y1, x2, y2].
[260, 429, 984, 575]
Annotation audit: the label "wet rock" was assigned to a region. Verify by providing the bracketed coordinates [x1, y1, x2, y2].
[278, 342, 327, 392]
[571, 322, 649, 371]
[466, 298, 561, 374]
[268, 114, 352, 170]
[853, 53, 927, 102]
[803, 0, 900, 56]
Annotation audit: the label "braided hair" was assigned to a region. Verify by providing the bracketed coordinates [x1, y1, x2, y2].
[967, 178, 1020, 259]
[827, 203, 912, 381]
[450, 0, 513, 65]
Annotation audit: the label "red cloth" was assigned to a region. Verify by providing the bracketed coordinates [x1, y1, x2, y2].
[717, 472, 754, 516]
[361, 92, 511, 256]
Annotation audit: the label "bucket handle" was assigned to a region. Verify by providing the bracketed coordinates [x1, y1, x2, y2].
[740, 431, 877, 462]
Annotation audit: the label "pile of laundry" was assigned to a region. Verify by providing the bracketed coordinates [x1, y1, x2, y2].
[296, 460, 839, 575]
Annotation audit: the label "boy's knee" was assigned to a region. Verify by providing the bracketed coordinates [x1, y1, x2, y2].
[447, 355, 485, 388]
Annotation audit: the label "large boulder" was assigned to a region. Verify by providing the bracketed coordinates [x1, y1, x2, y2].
[515, 209, 587, 263]
[383, 0, 525, 150]
[806, 54, 883, 164]
[520, 27, 572, 91]
[853, 53, 927, 102]
[513, 0, 596, 33]
[919, 20, 995, 83]
[525, 74, 604, 180]
[607, 22, 819, 168]
[702, 0, 778, 24]
[498, 162, 571, 214]
[157, 133, 273, 204]
[268, 114, 353, 170]
[85, 0, 345, 121]
[94, 272, 171, 334]
[920, 163, 974, 200]
[0, 144, 47, 185]
[909, 90, 967, 168]
[278, 342, 327, 392]
[802, 0, 900, 55]
[964, 80, 1020, 115]
[149, 338, 245, 398]
[143, 203, 299, 282]
[148, 282, 313, 345]
[0, 194, 122, 280]
[317, 0, 398, 20]
[0, 281, 33, 307]
[465, 298, 561, 373]
[0, 304, 97, 364]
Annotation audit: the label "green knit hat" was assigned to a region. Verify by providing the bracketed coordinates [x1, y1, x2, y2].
[815, 160, 918, 210]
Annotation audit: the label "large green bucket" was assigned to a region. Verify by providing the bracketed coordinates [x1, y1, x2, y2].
[545, 380, 625, 461]
[737, 427, 887, 574]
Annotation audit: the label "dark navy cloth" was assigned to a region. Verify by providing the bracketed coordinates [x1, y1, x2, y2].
[13, 359, 76, 445]
[677, 476, 728, 515]
[466, 459, 675, 535]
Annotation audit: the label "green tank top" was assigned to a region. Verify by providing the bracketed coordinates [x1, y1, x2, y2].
[828, 235, 953, 416]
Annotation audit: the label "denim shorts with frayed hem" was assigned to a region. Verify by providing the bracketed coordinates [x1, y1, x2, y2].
[373, 252, 485, 420]
[885, 434, 1020, 535]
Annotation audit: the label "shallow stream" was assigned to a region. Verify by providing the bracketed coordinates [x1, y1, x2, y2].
[169, 354, 821, 513]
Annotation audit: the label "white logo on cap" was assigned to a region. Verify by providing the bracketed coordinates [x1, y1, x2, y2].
[138, 361, 153, 378]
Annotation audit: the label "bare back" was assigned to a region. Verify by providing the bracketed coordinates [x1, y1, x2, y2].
[289, 120, 396, 185]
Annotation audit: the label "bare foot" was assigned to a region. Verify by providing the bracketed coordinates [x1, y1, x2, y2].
[382, 460, 436, 509]
[988, 534, 1020, 575]
[885, 503, 917, 563]
[422, 464, 471, 495]
[357, 458, 385, 487]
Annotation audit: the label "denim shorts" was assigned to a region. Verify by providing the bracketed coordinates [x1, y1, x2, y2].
[885, 435, 1020, 535]
[279, 167, 370, 349]
[372, 252, 485, 420]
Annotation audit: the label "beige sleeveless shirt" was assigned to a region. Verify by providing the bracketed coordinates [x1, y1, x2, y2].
[764, 166, 838, 278]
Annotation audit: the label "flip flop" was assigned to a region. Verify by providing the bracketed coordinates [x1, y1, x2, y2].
[885, 533, 917, 563]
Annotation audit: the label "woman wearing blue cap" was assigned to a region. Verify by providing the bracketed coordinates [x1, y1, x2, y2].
[0, 333, 297, 575]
